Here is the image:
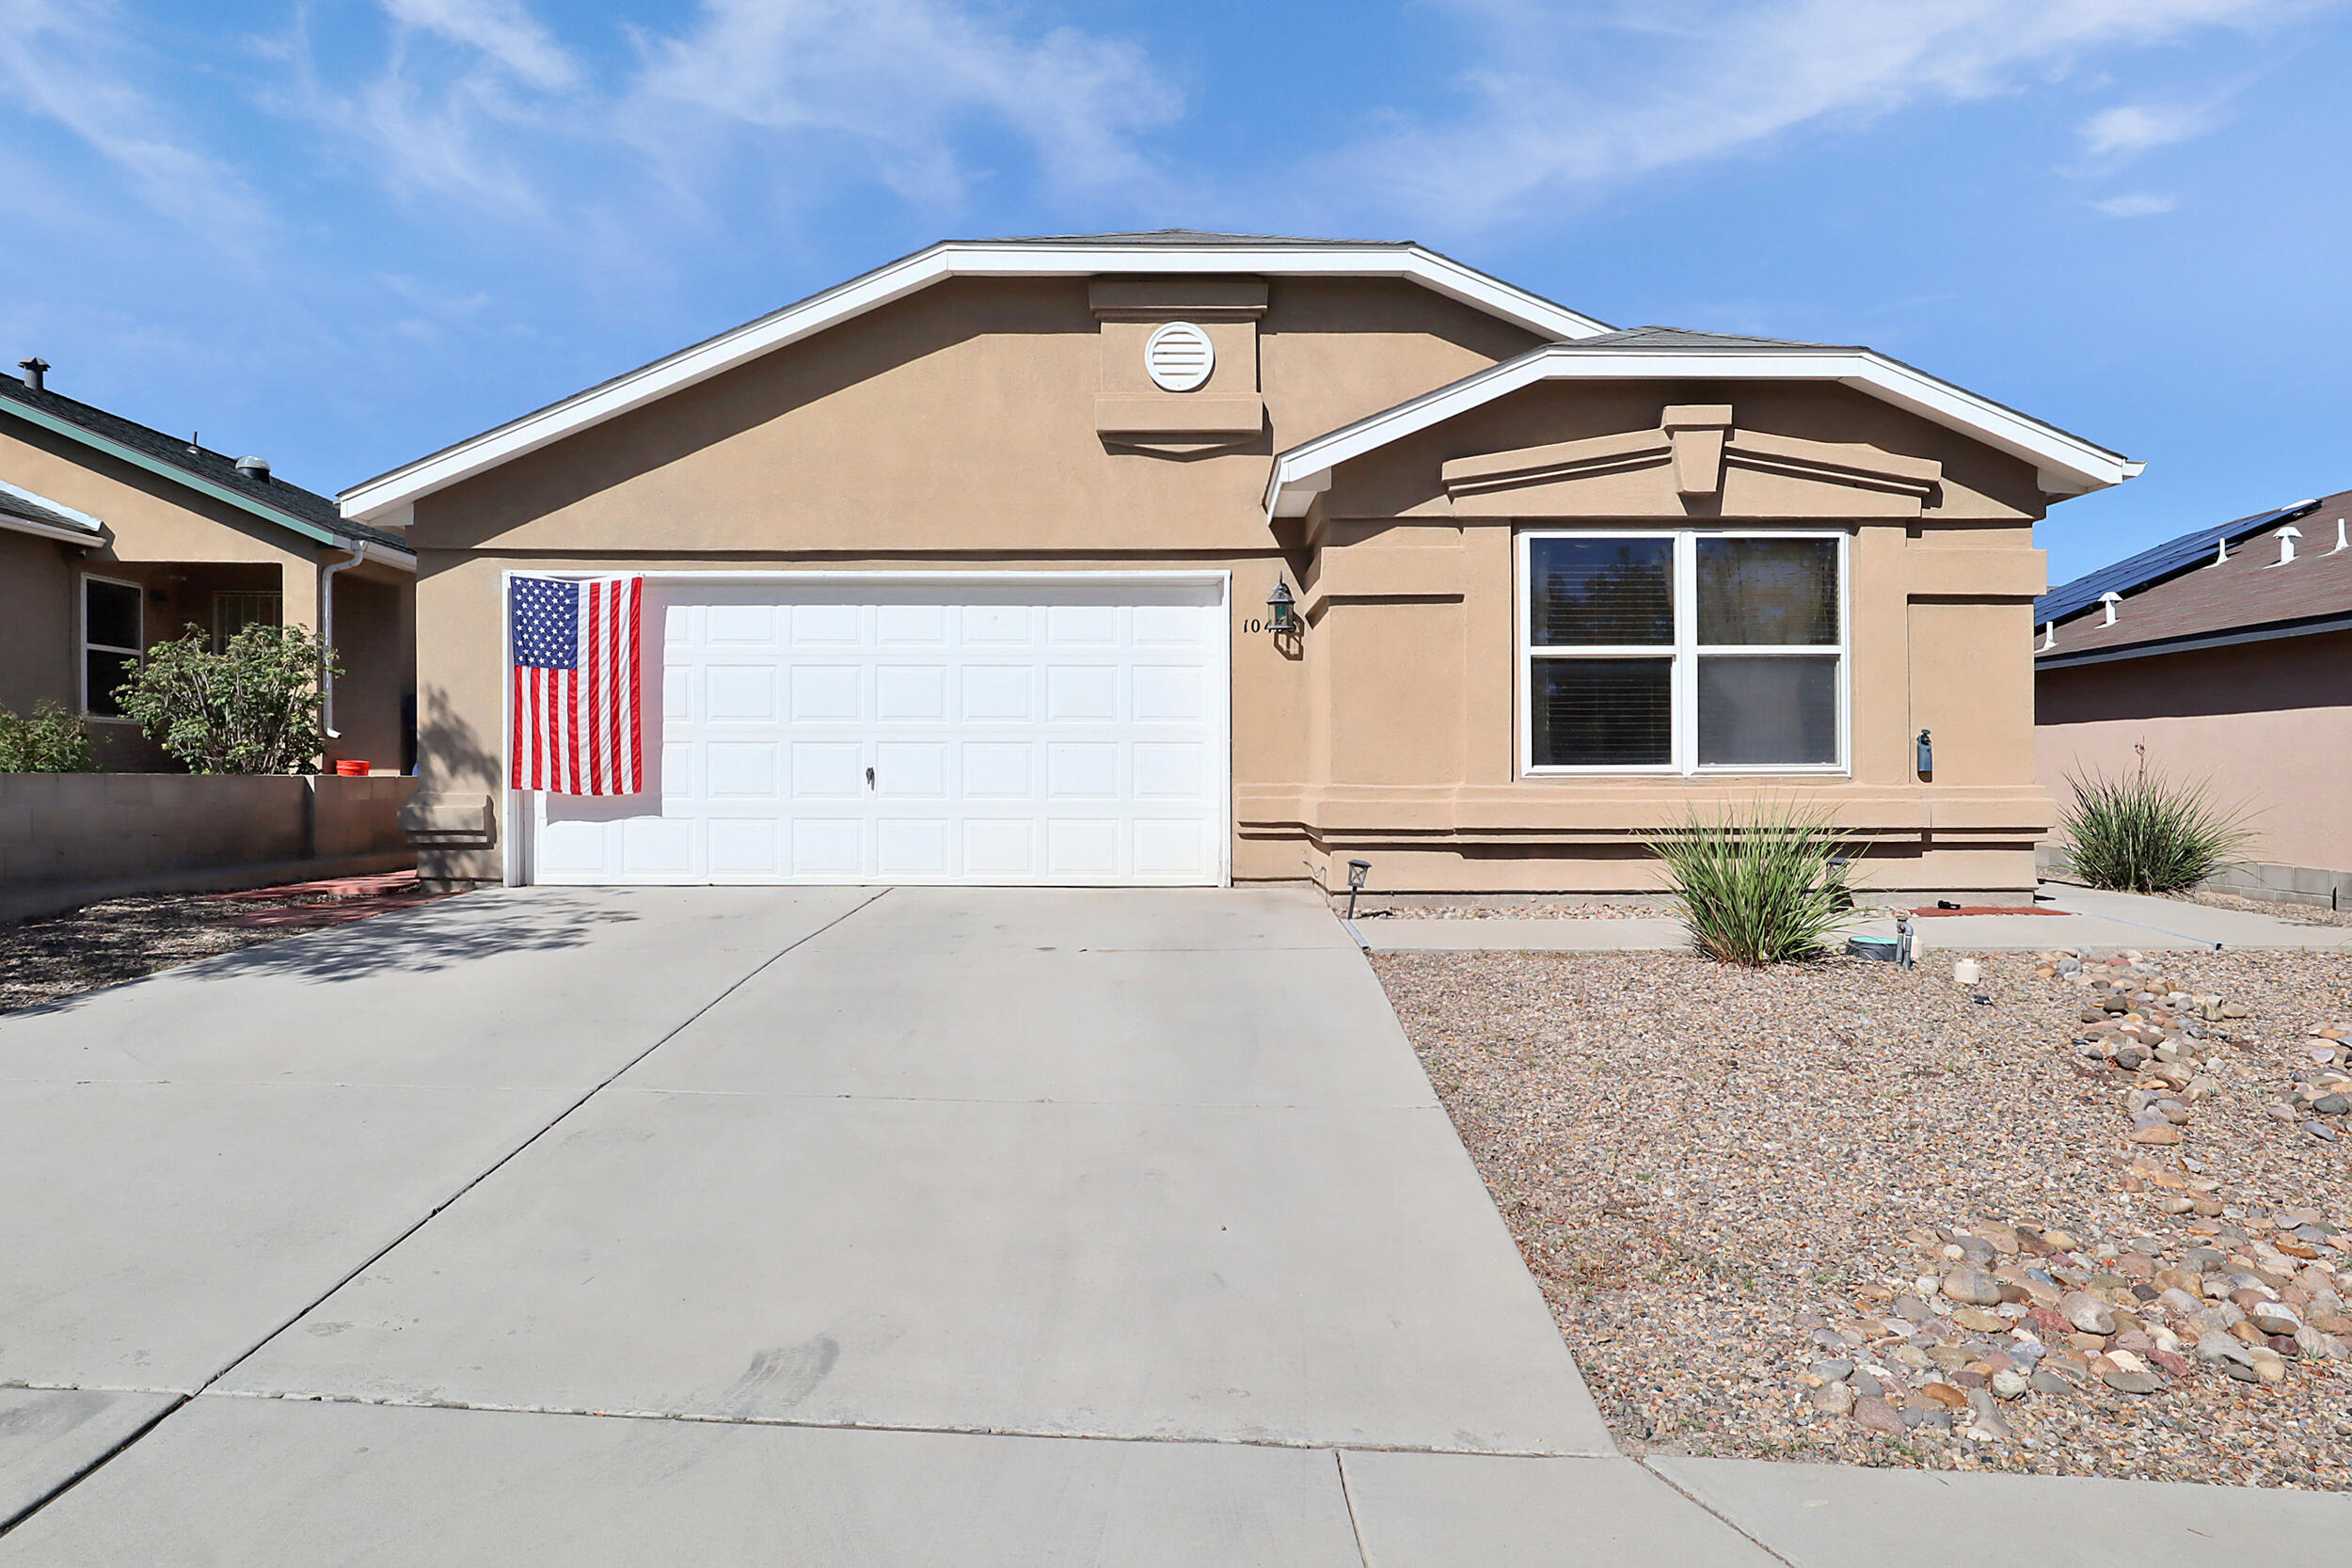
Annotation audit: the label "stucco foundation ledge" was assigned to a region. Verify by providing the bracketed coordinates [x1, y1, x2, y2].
[1233, 785, 2035, 837]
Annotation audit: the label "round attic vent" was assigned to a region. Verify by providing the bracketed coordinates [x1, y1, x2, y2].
[1144, 321, 1215, 392]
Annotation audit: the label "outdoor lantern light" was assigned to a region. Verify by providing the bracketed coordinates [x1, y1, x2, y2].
[1344, 858, 1371, 920]
[1265, 577, 1297, 635]
[1915, 729, 1933, 777]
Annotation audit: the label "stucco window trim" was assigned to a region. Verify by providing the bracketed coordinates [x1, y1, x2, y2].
[1515, 528, 1851, 779]
[79, 571, 145, 723]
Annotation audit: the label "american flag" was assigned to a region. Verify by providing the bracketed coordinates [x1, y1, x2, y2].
[510, 575, 644, 795]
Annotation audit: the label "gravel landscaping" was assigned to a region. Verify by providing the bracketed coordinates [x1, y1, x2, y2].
[0, 877, 450, 1015]
[1376, 944, 2352, 1490]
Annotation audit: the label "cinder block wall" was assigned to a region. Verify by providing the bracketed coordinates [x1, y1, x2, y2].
[0, 774, 419, 890]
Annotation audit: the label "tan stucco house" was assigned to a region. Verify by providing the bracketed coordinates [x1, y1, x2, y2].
[2036, 489, 2351, 909]
[2, 361, 417, 772]
[341, 231, 2139, 894]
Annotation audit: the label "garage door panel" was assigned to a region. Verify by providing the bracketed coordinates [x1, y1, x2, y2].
[1134, 819, 1205, 876]
[788, 665, 862, 721]
[532, 578, 1225, 886]
[874, 742, 947, 798]
[961, 742, 1033, 799]
[1045, 665, 1118, 721]
[790, 743, 863, 800]
[875, 664, 948, 722]
[705, 742, 778, 799]
[707, 817, 779, 877]
[790, 819, 863, 877]
[962, 818, 1035, 877]
[876, 818, 951, 877]
[1046, 819, 1119, 877]
[1133, 665, 1203, 723]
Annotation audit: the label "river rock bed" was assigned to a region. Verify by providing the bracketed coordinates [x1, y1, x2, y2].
[1375, 945, 2352, 1488]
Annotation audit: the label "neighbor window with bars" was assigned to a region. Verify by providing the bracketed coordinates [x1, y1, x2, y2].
[1518, 530, 1846, 773]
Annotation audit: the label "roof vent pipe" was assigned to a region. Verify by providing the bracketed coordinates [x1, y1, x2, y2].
[2331, 517, 2348, 554]
[2099, 591, 2122, 626]
[18, 356, 47, 392]
[235, 455, 271, 483]
[2265, 525, 2301, 567]
[2039, 622, 2056, 652]
[2210, 536, 2228, 566]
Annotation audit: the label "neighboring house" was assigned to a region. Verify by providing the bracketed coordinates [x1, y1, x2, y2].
[0, 360, 417, 772]
[2034, 489, 2352, 909]
[340, 231, 2138, 894]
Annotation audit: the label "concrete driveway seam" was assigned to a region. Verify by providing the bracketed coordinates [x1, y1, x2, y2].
[0, 887, 892, 1544]
[187, 1387, 1592, 1458]
[1333, 1447, 1376, 1568]
[1637, 1457, 1804, 1568]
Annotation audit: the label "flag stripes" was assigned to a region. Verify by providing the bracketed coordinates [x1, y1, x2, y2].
[510, 575, 643, 795]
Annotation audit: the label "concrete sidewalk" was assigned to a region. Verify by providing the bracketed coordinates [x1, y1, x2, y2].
[1357, 882, 2352, 955]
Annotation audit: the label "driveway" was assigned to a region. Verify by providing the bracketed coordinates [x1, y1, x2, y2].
[0, 886, 1749, 1565]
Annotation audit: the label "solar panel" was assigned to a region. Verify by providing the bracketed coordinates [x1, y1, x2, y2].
[2037, 499, 2321, 626]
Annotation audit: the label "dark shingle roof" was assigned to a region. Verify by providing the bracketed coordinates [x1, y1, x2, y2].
[2038, 487, 2352, 659]
[0, 376, 405, 551]
[0, 481, 99, 534]
[2036, 498, 2326, 627]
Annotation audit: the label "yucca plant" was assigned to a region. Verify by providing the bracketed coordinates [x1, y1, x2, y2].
[1645, 800, 1858, 965]
[2058, 765, 2255, 894]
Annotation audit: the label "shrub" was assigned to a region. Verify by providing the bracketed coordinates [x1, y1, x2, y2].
[0, 700, 100, 772]
[2058, 766, 2255, 894]
[114, 623, 339, 775]
[1645, 800, 1858, 965]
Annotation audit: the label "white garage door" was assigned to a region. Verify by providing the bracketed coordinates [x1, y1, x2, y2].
[528, 576, 1229, 886]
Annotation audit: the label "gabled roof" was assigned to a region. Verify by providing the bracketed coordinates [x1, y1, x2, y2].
[2036, 498, 2323, 626]
[339, 232, 1616, 524]
[0, 477, 103, 545]
[2034, 488, 2351, 667]
[0, 377, 411, 563]
[1263, 337, 2141, 518]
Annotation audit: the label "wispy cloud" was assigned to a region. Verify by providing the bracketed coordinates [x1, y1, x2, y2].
[382, 0, 579, 91]
[2090, 190, 2180, 216]
[0, 0, 269, 237]
[2079, 100, 2225, 158]
[1314, 0, 2320, 227]
[622, 0, 1182, 207]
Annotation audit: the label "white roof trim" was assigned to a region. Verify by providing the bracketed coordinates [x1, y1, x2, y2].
[0, 477, 103, 538]
[1263, 344, 2142, 520]
[339, 240, 1613, 523]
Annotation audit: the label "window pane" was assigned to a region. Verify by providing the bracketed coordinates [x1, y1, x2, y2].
[86, 578, 141, 651]
[1695, 537, 1837, 645]
[1532, 658, 1672, 767]
[86, 650, 138, 718]
[1697, 657, 1837, 766]
[1529, 537, 1673, 645]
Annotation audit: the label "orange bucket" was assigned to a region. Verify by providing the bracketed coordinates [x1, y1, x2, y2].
[334, 760, 370, 776]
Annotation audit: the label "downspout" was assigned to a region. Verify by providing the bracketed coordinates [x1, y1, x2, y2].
[318, 544, 367, 742]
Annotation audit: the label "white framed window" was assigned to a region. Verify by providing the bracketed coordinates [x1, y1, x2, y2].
[80, 574, 144, 721]
[1517, 529, 1849, 776]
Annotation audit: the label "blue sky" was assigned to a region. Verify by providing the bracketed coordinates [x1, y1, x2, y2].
[3, 0, 2348, 581]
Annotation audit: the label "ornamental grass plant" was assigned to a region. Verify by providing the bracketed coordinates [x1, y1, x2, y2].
[1645, 800, 1857, 965]
[2058, 765, 2256, 895]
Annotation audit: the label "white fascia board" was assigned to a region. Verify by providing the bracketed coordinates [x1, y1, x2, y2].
[0, 510, 101, 546]
[0, 477, 103, 536]
[1263, 345, 2138, 519]
[338, 242, 1613, 524]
